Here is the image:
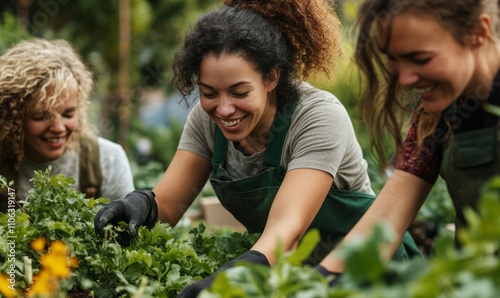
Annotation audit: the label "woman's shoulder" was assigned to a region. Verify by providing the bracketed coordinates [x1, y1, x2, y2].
[294, 82, 349, 121]
[297, 82, 345, 112]
[96, 137, 129, 164]
[97, 137, 125, 153]
[298, 82, 338, 101]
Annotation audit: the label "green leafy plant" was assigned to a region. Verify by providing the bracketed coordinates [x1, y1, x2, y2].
[2, 169, 499, 297]
[203, 177, 500, 298]
[0, 168, 257, 297]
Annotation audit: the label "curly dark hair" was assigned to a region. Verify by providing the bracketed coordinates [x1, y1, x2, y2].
[172, 0, 343, 110]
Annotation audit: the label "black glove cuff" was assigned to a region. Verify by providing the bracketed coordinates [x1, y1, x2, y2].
[135, 189, 158, 229]
[177, 250, 269, 298]
[233, 250, 270, 267]
[315, 265, 342, 286]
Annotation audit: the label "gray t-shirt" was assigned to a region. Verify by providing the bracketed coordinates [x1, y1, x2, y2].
[178, 82, 374, 194]
[18, 137, 134, 200]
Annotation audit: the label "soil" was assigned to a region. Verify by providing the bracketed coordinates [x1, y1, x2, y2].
[68, 288, 92, 298]
[408, 220, 440, 256]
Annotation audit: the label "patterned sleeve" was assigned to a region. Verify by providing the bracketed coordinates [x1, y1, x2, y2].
[395, 117, 443, 184]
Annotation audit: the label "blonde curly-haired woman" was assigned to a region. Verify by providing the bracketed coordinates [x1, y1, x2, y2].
[0, 38, 134, 211]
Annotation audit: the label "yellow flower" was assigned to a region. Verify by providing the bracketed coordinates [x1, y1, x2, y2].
[0, 273, 19, 298]
[68, 256, 79, 268]
[40, 252, 70, 279]
[30, 237, 47, 252]
[49, 240, 67, 255]
[26, 270, 55, 297]
[27, 239, 78, 296]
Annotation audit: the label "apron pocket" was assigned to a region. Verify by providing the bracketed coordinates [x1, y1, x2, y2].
[451, 127, 496, 169]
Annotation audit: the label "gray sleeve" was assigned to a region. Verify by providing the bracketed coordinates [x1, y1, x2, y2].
[285, 91, 350, 176]
[284, 83, 373, 194]
[98, 137, 135, 200]
[177, 102, 215, 160]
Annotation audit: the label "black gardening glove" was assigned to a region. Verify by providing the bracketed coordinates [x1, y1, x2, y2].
[94, 189, 158, 246]
[177, 250, 270, 298]
[314, 265, 342, 286]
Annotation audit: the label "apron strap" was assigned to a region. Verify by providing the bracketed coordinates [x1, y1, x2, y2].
[264, 101, 298, 167]
[484, 69, 500, 126]
[213, 128, 228, 166]
[213, 101, 298, 167]
[79, 136, 102, 198]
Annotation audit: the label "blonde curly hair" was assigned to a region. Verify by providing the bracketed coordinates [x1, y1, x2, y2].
[0, 38, 94, 167]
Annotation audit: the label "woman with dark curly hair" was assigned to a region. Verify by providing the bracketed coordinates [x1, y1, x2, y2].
[0, 38, 134, 208]
[94, 0, 420, 295]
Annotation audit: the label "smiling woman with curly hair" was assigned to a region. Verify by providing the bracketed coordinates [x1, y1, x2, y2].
[0, 39, 93, 164]
[93, 1, 421, 296]
[0, 38, 134, 207]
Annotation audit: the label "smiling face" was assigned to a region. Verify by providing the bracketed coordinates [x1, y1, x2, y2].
[379, 12, 477, 114]
[24, 79, 79, 162]
[198, 53, 278, 151]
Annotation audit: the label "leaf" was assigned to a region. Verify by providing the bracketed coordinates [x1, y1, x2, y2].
[339, 223, 393, 284]
[285, 229, 321, 266]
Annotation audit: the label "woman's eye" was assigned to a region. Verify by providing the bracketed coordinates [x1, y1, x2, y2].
[233, 92, 249, 98]
[31, 113, 51, 121]
[63, 113, 75, 118]
[202, 93, 217, 98]
[411, 57, 431, 65]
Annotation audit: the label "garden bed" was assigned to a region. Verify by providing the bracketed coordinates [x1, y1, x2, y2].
[1, 170, 499, 297]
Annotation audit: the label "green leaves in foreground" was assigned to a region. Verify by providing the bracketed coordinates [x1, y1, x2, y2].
[201, 229, 331, 298]
[0, 168, 258, 297]
[203, 177, 500, 298]
[2, 169, 500, 297]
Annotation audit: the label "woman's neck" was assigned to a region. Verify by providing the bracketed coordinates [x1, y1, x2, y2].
[237, 102, 277, 155]
[465, 42, 500, 101]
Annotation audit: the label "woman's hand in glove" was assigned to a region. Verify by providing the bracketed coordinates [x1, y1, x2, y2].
[314, 264, 342, 286]
[94, 189, 158, 246]
[177, 250, 270, 298]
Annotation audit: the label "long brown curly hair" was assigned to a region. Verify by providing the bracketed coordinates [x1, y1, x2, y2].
[354, 0, 500, 166]
[172, 0, 343, 110]
[0, 38, 94, 167]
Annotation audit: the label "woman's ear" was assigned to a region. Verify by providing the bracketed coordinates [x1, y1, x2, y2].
[471, 13, 492, 47]
[266, 67, 280, 92]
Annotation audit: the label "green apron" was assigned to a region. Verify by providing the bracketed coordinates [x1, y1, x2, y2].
[440, 124, 499, 242]
[209, 102, 421, 265]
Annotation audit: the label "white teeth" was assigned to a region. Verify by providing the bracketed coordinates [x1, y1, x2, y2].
[413, 86, 433, 93]
[46, 138, 63, 143]
[221, 118, 241, 127]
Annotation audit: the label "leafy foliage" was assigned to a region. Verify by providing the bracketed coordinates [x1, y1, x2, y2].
[0, 169, 257, 297]
[203, 177, 500, 297]
[0, 11, 31, 52]
[1, 170, 499, 297]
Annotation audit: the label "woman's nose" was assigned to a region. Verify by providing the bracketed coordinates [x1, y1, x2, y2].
[397, 65, 419, 88]
[217, 97, 236, 117]
[49, 115, 65, 132]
